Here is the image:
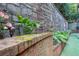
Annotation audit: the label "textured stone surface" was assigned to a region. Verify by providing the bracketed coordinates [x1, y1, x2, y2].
[7, 4, 21, 15]
[0, 3, 68, 37]
[9, 45, 18, 56]
[0, 48, 10, 56]
[20, 37, 53, 56]
[0, 32, 52, 56]
[18, 42, 25, 54]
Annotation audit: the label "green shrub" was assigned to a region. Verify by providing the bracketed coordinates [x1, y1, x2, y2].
[53, 31, 70, 43]
[17, 15, 40, 34]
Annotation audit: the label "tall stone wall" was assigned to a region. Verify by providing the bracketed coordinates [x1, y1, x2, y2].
[0, 3, 68, 37]
[51, 4, 68, 31]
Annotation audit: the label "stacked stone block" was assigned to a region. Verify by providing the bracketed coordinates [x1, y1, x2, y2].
[0, 3, 68, 37]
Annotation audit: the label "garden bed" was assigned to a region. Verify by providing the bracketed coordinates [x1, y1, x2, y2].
[53, 31, 71, 56]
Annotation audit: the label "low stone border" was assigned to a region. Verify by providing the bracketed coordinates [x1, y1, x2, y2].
[0, 32, 53, 56]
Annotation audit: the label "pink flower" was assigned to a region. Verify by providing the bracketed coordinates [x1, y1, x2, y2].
[5, 22, 13, 28]
[4, 15, 9, 19]
[11, 27, 15, 30]
[0, 11, 9, 19]
[5, 22, 15, 30]
[0, 11, 4, 17]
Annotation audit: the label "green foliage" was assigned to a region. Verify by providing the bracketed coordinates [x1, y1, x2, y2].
[64, 4, 78, 21]
[53, 31, 70, 43]
[55, 3, 79, 22]
[0, 16, 4, 39]
[17, 15, 40, 34]
[0, 16, 4, 32]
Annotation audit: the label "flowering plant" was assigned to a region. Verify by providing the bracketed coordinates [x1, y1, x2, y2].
[0, 10, 15, 38]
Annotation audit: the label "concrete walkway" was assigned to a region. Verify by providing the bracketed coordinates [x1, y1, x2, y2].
[61, 33, 79, 56]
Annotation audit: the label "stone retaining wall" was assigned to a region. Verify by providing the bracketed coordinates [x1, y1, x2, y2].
[0, 32, 53, 56]
[0, 3, 68, 37]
